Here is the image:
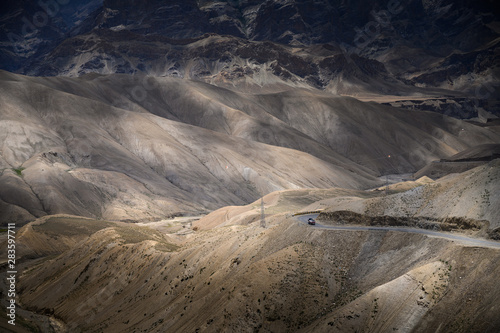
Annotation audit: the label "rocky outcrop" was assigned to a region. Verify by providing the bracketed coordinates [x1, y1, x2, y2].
[1, 0, 498, 97]
[318, 210, 488, 233]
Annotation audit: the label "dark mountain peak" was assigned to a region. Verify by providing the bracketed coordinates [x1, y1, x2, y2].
[0, 0, 498, 106]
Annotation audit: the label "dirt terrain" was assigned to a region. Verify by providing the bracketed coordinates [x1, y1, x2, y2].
[2, 71, 500, 227]
[414, 144, 500, 179]
[0, 1, 499, 331]
[2, 162, 499, 332]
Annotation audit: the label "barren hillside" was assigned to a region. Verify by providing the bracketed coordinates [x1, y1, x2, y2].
[317, 160, 500, 231]
[0, 1, 499, 332]
[2, 70, 499, 226]
[3, 169, 499, 332]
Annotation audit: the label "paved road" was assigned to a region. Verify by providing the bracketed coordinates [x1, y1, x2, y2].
[296, 214, 500, 249]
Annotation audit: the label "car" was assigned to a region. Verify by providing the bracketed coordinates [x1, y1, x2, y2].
[307, 218, 316, 225]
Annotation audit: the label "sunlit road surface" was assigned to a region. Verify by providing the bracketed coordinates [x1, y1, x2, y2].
[296, 214, 500, 249]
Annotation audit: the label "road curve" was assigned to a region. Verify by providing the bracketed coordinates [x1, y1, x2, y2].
[296, 214, 500, 249]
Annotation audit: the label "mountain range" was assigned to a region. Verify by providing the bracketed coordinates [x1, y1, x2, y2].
[1, 1, 500, 332]
[1, 0, 499, 112]
[2, 69, 499, 226]
[1, 0, 499, 225]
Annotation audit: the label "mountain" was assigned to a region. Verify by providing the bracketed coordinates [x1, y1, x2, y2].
[0, 70, 374, 225]
[316, 159, 500, 231]
[5, 163, 500, 332]
[1, 0, 499, 117]
[414, 143, 500, 178]
[0, 0, 102, 72]
[2, 70, 499, 226]
[1, 2, 500, 332]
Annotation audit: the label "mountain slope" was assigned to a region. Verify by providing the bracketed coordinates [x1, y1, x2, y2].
[317, 159, 500, 230]
[2, 0, 498, 109]
[1, 70, 500, 225]
[0, 71, 377, 225]
[8, 185, 500, 332]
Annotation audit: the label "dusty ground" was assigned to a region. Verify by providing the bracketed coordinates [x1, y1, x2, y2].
[4, 213, 500, 333]
[1, 165, 499, 332]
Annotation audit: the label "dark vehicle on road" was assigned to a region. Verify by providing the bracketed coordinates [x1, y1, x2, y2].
[307, 218, 316, 225]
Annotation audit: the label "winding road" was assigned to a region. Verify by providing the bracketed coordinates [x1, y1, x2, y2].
[296, 214, 500, 249]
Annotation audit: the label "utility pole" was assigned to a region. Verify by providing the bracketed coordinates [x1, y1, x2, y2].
[385, 154, 391, 196]
[260, 197, 266, 228]
[385, 175, 389, 196]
